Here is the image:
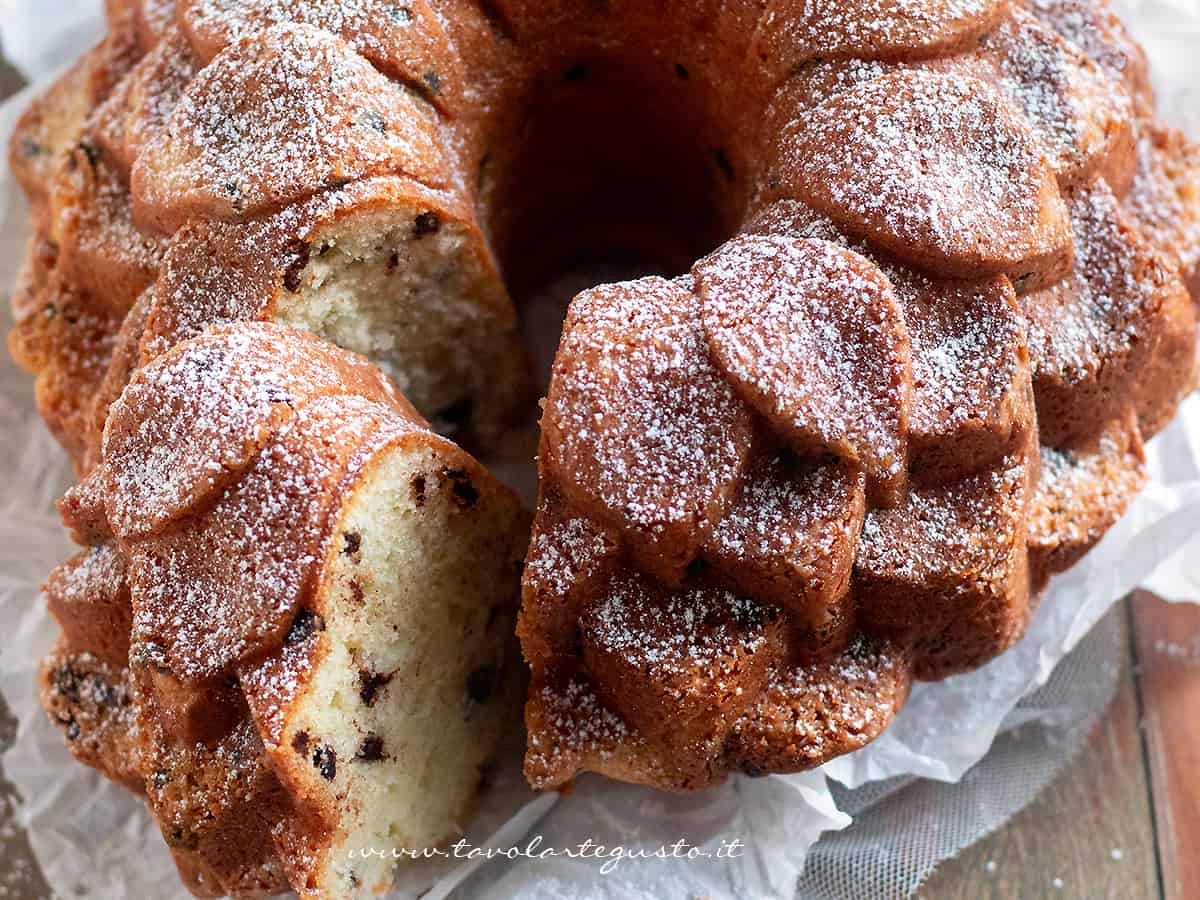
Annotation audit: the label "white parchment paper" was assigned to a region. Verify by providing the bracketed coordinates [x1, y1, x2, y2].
[1, 3, 1199, 898]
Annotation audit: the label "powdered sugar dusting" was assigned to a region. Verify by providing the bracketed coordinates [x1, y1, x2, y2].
[134, 23, 444, 226]
[1024, 183, 1158, 386]
[103, 327, 304, 539]
[729, 637, 908, 762]
[745, 200, 1029, 470]
[526, 677, 633, 778]
[128, 392, 391, 682]
[584, 575, 772, 679]
[543, 276, 754, 553]
[894, 268, 1026, 450]
[777, 68, 1067, 276]
[981, 10, 1131, 183]
[757, 0, 1003, 65]
[696, 234, 911, 495]
[706, 453, 865, 611]
[1127, 123, 1200, 286]
[103, 321, 404, 540]
[1030, 412, 1146, 551]
[180, 0, 458, 106]
[524, 506, 614, 601]
[858, 449, 1029, 586]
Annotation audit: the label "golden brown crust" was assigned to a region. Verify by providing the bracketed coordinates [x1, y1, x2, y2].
[177, 0, 465, 113]
[1023, 181, 1190, 448]
[1028, 409, 1147, 584]
[130, 24, 447, 232]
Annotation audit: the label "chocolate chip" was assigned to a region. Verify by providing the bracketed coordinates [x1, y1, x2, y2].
[52, 665, 81, 704]
[21, 138, 41, 158]
[282, 241, 312, 292]
[343, 532, 361, 556]
[443, 468, 479, 509]
[563, 63, 590, 82]
[312, 744, 337, 781]
[359, 669, 393, 706]
[387, 249, 401, 272]
[355, 734, 386, 761]
[675, 63, 690, 80]
[388, 4, 414, 24]
[466, 665, 498, 705]
[414, 212, 441, 236]
[291, 730, 310, 755]
[423, 71, 442, 94]
[286, 608, 325, 644]
[62, 716, 80, 742]
[410, 473, 427, 507]
[152, 769, 170, 788]
[349, 580, 365, 604]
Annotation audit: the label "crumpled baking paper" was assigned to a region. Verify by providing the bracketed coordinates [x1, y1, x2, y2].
[1, 2, 1198, 898]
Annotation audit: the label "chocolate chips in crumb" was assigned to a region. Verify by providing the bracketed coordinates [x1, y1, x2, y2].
[358, 669, 393, 706]
[282, 241, 312, 292]
[355, 734, 386, 761]
[413, 211, 440, 236]
[342, 531, 362, 556]
[410, 473, 427, 507]
[312, 744, 337, 781]
[442, 468, 479, 509]
[291, 730, 310, 755]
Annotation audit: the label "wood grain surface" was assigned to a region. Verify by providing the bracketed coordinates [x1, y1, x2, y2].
[1131, 591, 1200, 900]
[920, 605, 1160, 900]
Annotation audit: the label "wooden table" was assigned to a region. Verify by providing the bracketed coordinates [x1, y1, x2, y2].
[920, 593, 1200, 900]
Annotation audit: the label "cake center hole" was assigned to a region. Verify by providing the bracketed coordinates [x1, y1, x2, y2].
[484, 50, 748, 388]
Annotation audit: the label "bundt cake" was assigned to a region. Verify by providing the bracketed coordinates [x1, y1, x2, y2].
[7, 0, 1200, 895]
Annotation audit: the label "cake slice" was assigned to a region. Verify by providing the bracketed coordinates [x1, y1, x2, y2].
[50, 322, 529, 899]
